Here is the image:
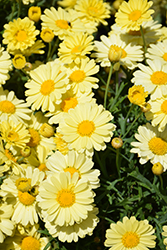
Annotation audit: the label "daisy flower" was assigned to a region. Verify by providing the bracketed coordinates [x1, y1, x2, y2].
[26, 112, 56, 157]
[3, 224, 50, 250]
[41, 7, 85, 40]
[132, 59, 167, 100]
[46, 150, 100, 189]
[92, 33, 143, 70]
[59, 102, 116, 156]
[131, 123, 167, 171]
[0, 87, 31, 124]
[74, 0, 111, 26]
[58, 32, 94, 65]
[146, 40, 167, 65]
[37, 171, 94, 227]
[0, 45, 12, 85]
[25, 61, 70, 112]
[1, 166, 45, 226]
[46, 88, 94, 124]
[104, 216, 156, 250]
[3, 17, 39, 52]
[68, 58, 99, 94]
[145, 95, 167, 132]
[54, 131, 69, 155]
[115, 0, 154, 31]
[0, 120, 30, 150]
[45, 207, 99, 243]
[22, 0, 35, 4]
[128, 85, 148, 106]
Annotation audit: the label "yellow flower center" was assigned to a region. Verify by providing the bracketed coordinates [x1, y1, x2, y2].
[38, 163, 48, 172]
[21, 236, 40, 250]
[61, 97, 78, 112]
[163, 53, 167, 62]
[161, 100, 167, 114]
[64, 166, 80, 178]
[77, 120, 95, 137]
[71, 45, 82, 54]
[54, 132, 69, 155]
[69, 70, 86, 83]
[16, 178, 31, 192]
[148, 137, 167, 155]
[55, 20, 69, 29]
[56, 188, 75, 207]
[5, 149, 17, 162]
[40, 79, 55, 96]
[122, 232, 140, 248]
[151, 71, 167, 85]
[15, 30, 27, 42]
[0, 100, 15, 114]
[18, 191, 35, 205]
[87, 6, 99, 16]
[27, 128, 41, 148]
[109, 45, 127, 59]
[129, 10, 142, 21]
[7, 130, 19, 142]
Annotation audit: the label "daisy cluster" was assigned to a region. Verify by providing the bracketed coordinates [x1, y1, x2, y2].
[0, 0, 167, 249]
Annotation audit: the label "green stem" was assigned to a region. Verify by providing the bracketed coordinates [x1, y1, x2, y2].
[116, 149, 121, 178]
[140, 25, 147, 63]
[46, 42, 52, 62]
[11, 2, 16, 20]
[122, 111, 142, 139]
[108, 146, 130, 162]
[48, 37, 59, 60]
[95, 151, 108, 179]
[104, 64, 113, 109]
[159, 175, 163, 191]
[17, 0, 22, 18]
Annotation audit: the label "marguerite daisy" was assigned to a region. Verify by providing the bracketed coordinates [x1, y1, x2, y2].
[0, 45, 12, 85]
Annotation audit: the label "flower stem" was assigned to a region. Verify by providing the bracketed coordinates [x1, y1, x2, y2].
[116, 148, 121, 178]
[17, 0, 22, 18]
[104, 63, 113, 109]
[46, 42, 52, 62]
[140, 25, 147, 64]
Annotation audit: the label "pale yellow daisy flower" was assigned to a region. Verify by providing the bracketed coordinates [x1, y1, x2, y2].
[115, 0, 154, 31]
[0, 45, 12, 85]
[3, 224, 50, 250]
[128, 85, 148, 106]
[131, 123, 167, 171]
[54, 131, 69, 155]
[162, 225, 167, 250]
[0, 87, 31, 124]
[68, 58, 99, 94]
[25, 61, 70, 112]
[0, 203, 15, 243]
[41, 7, 85, 40]
[46, 89, 94, 124]
[0, 120, 30, 150]
[145, 95, 167, 132]
[58, 0, 77, 9]
[58, 32, 94, 65]
[3, 17, 39, 52]
[1, 166, 45, 226]
[132, 59, 167, 100]
[59, 102, 116, 156]
[74, 0, 111, 26]
[105, 216, 156, 250]
[92, 33, 143, 70]
[45, 207, 99, 243]
[22, 0, 35, 4]
[46, 150, 100, 189]
[37, 171, 94, 227]
[146, 40, 167, 64]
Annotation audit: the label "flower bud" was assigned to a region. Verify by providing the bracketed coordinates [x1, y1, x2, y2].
[152, 162, 164, 175]
[140, 102, 151, 113]
[28, 6, 41, 22]
[20, 146, 31, 157]
[108, 45, 123, 62]
[12, 54, 26, 69]
[39, 123, 54, 138]
[111, 137, 123, 149]
[40, 28, 54, 43]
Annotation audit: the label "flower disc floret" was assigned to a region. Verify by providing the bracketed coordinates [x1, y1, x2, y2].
[21, 236, 40, 250]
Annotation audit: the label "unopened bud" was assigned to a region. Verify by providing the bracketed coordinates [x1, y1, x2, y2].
[111, 137, 123, 149]
[40, 28, 54, 43]
[39, 123, 54, 137]
[20, 146, 31, 157]
[28, 6, 41, 22]
[152, 162, 164, 175]
[12, 54, 26, 69]
[108, 45, 123, 62]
